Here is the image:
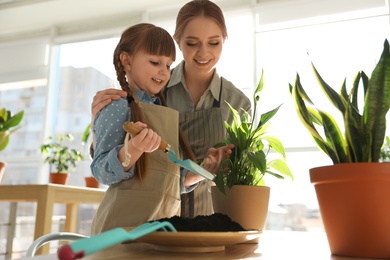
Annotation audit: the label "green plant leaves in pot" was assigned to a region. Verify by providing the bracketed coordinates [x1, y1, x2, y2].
[40, 134, 84, 173]
[289, 39, 390, 164]
[0, 108, 24, 152]
[214, 70, 294, 194]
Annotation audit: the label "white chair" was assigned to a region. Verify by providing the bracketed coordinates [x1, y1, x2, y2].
[25, 232, 88, 257]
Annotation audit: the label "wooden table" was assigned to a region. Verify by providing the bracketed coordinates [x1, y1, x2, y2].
[23, 230, 379, 259]
[82, 230, 379, 260]
[0, 184, 105, 255]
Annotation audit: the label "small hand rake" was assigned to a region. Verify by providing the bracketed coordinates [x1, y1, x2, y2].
[57, 221, 176, 260]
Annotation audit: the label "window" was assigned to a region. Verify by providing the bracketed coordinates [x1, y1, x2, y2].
[255, 3, 390, 231]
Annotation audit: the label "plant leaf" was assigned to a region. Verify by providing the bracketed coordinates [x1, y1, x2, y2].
[267, 159, 294, 180]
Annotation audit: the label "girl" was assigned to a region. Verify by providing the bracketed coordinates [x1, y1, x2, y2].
[90, 23, 223, 234]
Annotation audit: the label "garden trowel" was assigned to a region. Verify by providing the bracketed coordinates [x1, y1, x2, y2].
[122, 121, 216, 182]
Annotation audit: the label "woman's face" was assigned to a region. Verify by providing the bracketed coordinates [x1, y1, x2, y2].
[125, 51, 173, 95]
[178, 16, 224, 76]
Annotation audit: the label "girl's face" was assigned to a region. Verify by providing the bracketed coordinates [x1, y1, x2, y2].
[178, 16, 224, 76]
[126, 51, 173, 95]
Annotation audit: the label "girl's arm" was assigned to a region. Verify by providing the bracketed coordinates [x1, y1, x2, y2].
[90, 99, 132, 185]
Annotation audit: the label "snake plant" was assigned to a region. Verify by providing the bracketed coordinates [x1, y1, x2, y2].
[214, 70, 294, 194]
[0, 108, 24, 152]
[289, 39, 390, 164]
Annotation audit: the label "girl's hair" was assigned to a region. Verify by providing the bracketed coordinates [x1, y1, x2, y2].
[113, 23, 195, 179]
[114, 23, 176, 93]
[173, 0, 228, 44]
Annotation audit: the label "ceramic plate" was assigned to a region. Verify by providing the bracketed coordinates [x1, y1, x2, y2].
[134, 230, 262, 253]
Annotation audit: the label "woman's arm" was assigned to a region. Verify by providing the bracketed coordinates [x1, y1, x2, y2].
[91, 88, 127, 125]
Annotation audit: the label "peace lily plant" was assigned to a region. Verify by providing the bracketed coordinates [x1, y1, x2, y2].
[214, 71, 294, 194]
[289, 39, 390, 164]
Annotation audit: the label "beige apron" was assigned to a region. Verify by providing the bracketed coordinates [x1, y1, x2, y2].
[180, 83, 225, 217]
[91, 98, 180, 235]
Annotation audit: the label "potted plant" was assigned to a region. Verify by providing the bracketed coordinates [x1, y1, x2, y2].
[40, 134, 84, 185]
[211, 71, 294, 232]
[289, 39, 390, 258]
[0, 108, 24, 182]
[81, 124, 99, 188]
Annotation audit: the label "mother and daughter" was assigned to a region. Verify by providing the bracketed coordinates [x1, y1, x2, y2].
[90, 0, 251, 234]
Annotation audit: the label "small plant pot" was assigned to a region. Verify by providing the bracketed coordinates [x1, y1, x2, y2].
[211, 185, 270, 231]
[49, 172, 69, 185]
[0, 162, 6, 183]
[84, 176, 99, 188]
[310, 163, 390, 258]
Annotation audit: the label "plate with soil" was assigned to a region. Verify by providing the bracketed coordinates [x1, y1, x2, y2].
[132, 213, 262, 253]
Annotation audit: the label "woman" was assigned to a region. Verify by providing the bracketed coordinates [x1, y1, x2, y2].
[91, 0, 251, 218]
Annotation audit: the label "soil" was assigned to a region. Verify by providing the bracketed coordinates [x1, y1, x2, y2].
[153, 213, 247, 232]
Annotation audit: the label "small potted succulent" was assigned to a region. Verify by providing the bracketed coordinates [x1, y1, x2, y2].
[0, 108, 24, 182]
[41, 134, 83, 185]
[211, 71, 294, 231]
[289, 39, 390, 258]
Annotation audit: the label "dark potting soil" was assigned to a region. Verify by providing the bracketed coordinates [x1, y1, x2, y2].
[153, 213, 247, 232]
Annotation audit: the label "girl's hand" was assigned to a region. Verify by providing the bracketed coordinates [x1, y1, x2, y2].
[128, 122, 161, 153]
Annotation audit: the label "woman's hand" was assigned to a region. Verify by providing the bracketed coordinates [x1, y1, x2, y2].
[184, 144, 234, 186]
[91, 88, 127, 124]
[202, 144, 234, 175]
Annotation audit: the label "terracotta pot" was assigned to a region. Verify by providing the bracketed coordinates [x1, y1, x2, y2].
[310, 163, 390, 259]
[0, 162, 5, 183]
[49, 172, 69, 185]
[211, 185, 270, 231]
[84, 176, 99, 188]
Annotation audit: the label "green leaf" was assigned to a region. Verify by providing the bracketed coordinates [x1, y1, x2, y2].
[319, 110, 348, 163]
[81, 124, 91, 145]
[267, 159, 294, 180]
[262, 135, 286, 159]
[0, 109, 24, 152]
[247, 151, 266, 173]
[0, 132, 9, 151]
[257, 105, 282, 129]
[312, 63, 346, 114]
[364, 39, 390, 162]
